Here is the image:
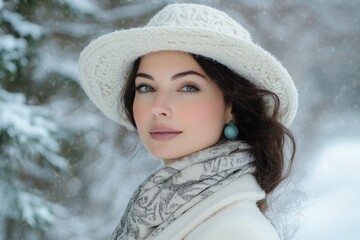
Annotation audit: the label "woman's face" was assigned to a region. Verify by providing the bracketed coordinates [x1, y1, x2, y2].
[133, 51, 233, 164]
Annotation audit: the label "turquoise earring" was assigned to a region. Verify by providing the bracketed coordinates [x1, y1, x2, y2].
[224, 120, 239, 140]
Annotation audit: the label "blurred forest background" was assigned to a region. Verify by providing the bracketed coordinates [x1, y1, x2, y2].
[0, 0, 359, 239]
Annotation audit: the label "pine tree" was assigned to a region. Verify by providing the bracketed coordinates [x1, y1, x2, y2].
[0, 1, 70, 239]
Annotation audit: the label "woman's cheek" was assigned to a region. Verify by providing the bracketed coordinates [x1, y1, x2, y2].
[184, 100, 221, 124]
[133, 100, 147, 126]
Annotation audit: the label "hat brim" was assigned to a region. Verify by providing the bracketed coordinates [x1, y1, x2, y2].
[78, 26, 298, 130]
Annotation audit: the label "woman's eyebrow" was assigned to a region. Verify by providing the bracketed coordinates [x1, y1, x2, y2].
[171, 71, 206, 80]
[135, 71, 206, 81]
[135, 73, 154, 80]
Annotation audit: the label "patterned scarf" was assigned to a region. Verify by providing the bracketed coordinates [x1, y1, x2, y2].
[111, 140, 256, 240]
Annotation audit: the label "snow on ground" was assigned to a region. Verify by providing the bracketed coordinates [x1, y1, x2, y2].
[293, 138, 360, 240]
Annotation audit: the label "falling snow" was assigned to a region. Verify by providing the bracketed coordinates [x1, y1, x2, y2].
[1, 0, 359, 239]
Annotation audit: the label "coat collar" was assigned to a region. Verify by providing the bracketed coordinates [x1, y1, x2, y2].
[154, 174, 265, 240]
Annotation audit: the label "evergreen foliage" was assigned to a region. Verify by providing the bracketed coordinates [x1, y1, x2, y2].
[0, 0, 358, 239]
[0, 1, 70, 239]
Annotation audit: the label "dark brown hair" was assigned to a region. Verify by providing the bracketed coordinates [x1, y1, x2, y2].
[121, 54, 296, 211]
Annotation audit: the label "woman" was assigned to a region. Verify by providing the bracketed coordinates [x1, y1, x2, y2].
[78, 3, 297, 240]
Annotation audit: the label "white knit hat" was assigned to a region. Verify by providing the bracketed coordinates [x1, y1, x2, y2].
[78, 3, 298, 130]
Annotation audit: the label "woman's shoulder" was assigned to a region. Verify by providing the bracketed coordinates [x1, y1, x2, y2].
[154, 174, 274, 240]
[185, 200, 280, 240]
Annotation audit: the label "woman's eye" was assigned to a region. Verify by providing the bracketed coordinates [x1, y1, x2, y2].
[135, 84, 154, 93]
[180, 85, 199, 93]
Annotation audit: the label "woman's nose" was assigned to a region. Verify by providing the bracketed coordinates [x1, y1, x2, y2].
[151, 92, 172, 118]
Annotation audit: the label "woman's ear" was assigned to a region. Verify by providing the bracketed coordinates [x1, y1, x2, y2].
[225, 103, 234, 123]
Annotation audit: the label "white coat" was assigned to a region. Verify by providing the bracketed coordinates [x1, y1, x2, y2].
[154, 174, 280, 240]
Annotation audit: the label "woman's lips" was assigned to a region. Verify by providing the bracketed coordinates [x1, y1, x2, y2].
[149, 127, 182, 142]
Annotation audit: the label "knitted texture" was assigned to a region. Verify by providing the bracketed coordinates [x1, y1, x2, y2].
[78, 3, 298, 130]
